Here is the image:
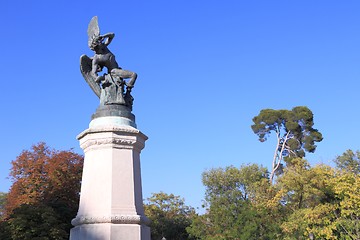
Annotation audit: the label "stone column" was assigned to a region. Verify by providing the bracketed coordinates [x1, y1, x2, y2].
[70, 116, 151, 240]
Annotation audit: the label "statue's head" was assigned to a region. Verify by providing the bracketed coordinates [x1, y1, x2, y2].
[89, 35, 102, 51]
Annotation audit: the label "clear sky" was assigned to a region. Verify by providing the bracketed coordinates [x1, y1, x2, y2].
[1, 0, 360, 211]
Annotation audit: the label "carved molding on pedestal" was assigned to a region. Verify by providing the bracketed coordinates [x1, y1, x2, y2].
[71, 214, 150, 226]
[78, 126, 144, 139]
[80, 137, 145, 152]
[78, 126, 148, 153]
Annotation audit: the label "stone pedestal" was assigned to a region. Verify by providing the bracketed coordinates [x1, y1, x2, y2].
[70, 116, 151, 240]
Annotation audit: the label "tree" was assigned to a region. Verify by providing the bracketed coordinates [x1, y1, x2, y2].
[334, 149, 360, 175]
[144, 192, 196, 240]
[0, 192, 9, 240]
[4, 142, 83, 239]
[7, 203, 68, 240]
[188, 164, 282, 239]
[0, 220, 10, 240]
[251, 106, 323, 182]
[0, 192, 7, 220]
[330, 171, 360, 239]
[277, 155, 360, 239]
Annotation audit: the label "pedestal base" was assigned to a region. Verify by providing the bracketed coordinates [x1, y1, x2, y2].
[70, 223, 150, 240]
[69, 116, 150, 240]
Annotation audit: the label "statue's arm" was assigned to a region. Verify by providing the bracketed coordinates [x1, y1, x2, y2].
[101, 32, 115, 46]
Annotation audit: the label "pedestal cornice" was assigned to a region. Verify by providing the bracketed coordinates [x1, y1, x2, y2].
[77, 126, 147, 140]
[77, 125, 148, 153]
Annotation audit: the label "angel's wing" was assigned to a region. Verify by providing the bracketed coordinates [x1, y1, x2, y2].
[80, 54, 101, 98]
[87, 16, 100, 48]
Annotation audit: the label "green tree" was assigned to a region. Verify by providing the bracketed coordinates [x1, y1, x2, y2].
[275, 158, 330, 211]
[4, 142, 83, 239]
[144, 192, 196, 240]
[334, 149, 360, 175]
[0, 220, 10, 240]
[7, 203, 68, 240]
[0, 192, 10, 240]
[0, 192, 7, 220]
[188, 164, 282, 239]
[276, 159, 335, 239]
[251, 106, 323, 182]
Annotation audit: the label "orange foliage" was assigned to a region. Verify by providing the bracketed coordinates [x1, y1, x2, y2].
[4, 142, 83, 218]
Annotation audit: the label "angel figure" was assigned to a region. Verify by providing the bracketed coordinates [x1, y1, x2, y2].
[80, 16, 137, 107]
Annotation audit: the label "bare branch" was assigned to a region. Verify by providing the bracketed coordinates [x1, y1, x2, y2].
[270, 132, 282, 183]
[269, 131, 292, 183]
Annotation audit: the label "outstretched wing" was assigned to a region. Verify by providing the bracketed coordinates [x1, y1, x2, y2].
[87, 16, 100, 48]
[80, 54, 101, 98]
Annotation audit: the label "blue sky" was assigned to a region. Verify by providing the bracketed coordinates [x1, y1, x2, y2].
[1, 0, 360, 211]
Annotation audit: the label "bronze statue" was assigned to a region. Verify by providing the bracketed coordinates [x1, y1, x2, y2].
[80, 16, 137, 108]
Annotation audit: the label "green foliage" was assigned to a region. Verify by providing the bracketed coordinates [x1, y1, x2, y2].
[251, 106, 323, 182]
[276, 158, 323, 210]
[0, 192, 7, 220]
[188, 164, 281, 239]
[0, 220, 11, 240]
[330, 171, 360, 239]
[7, 203, 68, 240]
[252, 106, 323, 155]
[334, 149, 360, 174]
[278, 154, 360, 239]
[144, 192, 196, 240]
[190, 152, 360, 239]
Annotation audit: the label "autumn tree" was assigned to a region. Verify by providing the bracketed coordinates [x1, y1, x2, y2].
[144, 192, 196, 240]
[330, 170, 360, 239]
[251, 106, 323, 182]
[3, 142, 83, 239]
[276, 154, 360, 239]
